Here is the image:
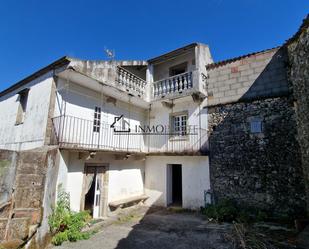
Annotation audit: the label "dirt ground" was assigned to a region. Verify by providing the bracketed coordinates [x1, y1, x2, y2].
[51, 206, 235, 249]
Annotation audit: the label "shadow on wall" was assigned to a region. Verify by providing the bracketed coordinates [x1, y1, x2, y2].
[206, 47, 307, 218]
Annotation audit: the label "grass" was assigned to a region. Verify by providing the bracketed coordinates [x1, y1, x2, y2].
[115, 212, 143, 224]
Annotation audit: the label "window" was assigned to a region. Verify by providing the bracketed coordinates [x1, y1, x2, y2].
[93, 107, 101, 133]
[250, 119, 262, 133]
[15, 89, 29, 125]
[169, 62, 187, 77]
[172, 113, 187, 137]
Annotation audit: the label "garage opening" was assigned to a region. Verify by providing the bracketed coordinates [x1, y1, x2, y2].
[167, 164, 182, 206]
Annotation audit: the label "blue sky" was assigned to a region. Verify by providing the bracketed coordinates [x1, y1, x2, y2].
[0, 0, 308, 92]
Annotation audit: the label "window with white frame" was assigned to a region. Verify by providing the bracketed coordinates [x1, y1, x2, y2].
[93, 106, 101, 133]
[172, 113, 187, 137]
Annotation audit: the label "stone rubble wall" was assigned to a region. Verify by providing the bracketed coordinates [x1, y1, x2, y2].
[0, 150, 17, 211]
[208, 97, 306, 217]
[287, 18, 309, 215]
[0, 146, 59, 249]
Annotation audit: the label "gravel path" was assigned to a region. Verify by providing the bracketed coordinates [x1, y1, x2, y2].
[50, 206, 233, 249]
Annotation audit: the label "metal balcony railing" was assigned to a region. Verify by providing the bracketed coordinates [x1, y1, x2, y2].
[152, 71, 193, 99]
[146, 128, 208, 154]
[52, 115, 143, 152]
[52, 115, 208, 154]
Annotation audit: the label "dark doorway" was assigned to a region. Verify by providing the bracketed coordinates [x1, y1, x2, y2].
[84, 174, 96, 216]
[172, 164, 182, 205]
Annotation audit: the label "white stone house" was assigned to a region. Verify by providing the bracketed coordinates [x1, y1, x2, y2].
[0, 43, 213, 218]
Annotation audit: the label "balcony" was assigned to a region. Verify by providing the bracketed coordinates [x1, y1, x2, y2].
[52, 115, 144, 153]
[52, 115, 208, 155]
[152, 72, 193, 99]
[116, 66, 147, 97]
[146, 128, 208, 154]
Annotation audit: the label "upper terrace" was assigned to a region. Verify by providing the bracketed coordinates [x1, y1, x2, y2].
[56, 43, 213, 108]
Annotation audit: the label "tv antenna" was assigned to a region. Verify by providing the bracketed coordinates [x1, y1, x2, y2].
[104, 47, 115, 61]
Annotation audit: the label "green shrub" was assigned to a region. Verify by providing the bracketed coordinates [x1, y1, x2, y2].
[202, 199, 238, 222]
[256, 210, 268, 222]
[49, 188, 92, 246]
[51, 231, 68, 246]
[201, 199, 269, 223]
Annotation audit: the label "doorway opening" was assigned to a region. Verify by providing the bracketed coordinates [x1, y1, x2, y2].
[84, 173, 96, 216]
[167, 164, 182, 206]
[82, 164, 108, 219]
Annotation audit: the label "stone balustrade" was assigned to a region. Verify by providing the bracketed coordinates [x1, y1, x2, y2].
[116, 66, 147, 96]
[153, 71, 193, 98]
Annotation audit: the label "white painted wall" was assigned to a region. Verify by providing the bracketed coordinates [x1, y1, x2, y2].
[0, 72, 54, 151]
[147, 96, 208, 152]
[153, 51, 196, 82]
[60, 151, 145, 212]
[56, 150, 69, 193]
[145, 156, 210, 209]
[54, 78, 147, 151]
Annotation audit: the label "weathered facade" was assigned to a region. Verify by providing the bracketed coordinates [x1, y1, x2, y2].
[0, 15, 308, 249]
[206, 46, 306, 217]
[0, 147, 59, 248]
[0, 44, 211, 248]
[287, 15, 309, 214]
[205, 16, 309, 217]
[208, 97, 305, 216]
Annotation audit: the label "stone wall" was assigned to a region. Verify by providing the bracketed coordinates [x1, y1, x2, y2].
[0, 146, 59, 249]
[0, 150, 17, 209]
[287, 15, 309, 215]
[208, 97, 306, 217]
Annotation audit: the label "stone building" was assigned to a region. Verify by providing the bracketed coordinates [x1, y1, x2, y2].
[205, 14, 309, 217]
[0, 14, 308, 249]
[286, 15, 309, 215]
[206, 46, 306, 217]
[0, 44, 211, 248]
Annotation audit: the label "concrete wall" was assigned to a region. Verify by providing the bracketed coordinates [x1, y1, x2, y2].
[0, 73, 53, 150]
[0, 72, 54, 151]
[58, 151, 145, 212]
[148, 96, 208, 152]
[55, 78, 147, 123]
[54, 78, 148, 150]
[206, 48, 289, 106]
[153, 50, 196, 82]
[196, 44, 213, 95]
[121, 65, 147, 80]
[145, 156, 210, 209]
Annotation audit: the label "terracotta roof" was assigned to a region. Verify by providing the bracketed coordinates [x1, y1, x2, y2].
[205, 46, 280, 70]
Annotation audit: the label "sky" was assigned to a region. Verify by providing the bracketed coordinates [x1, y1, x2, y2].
[0, 0, 308, 92]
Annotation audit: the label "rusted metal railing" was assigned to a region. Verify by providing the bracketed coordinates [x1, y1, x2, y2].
[52, 115, 208, 154]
